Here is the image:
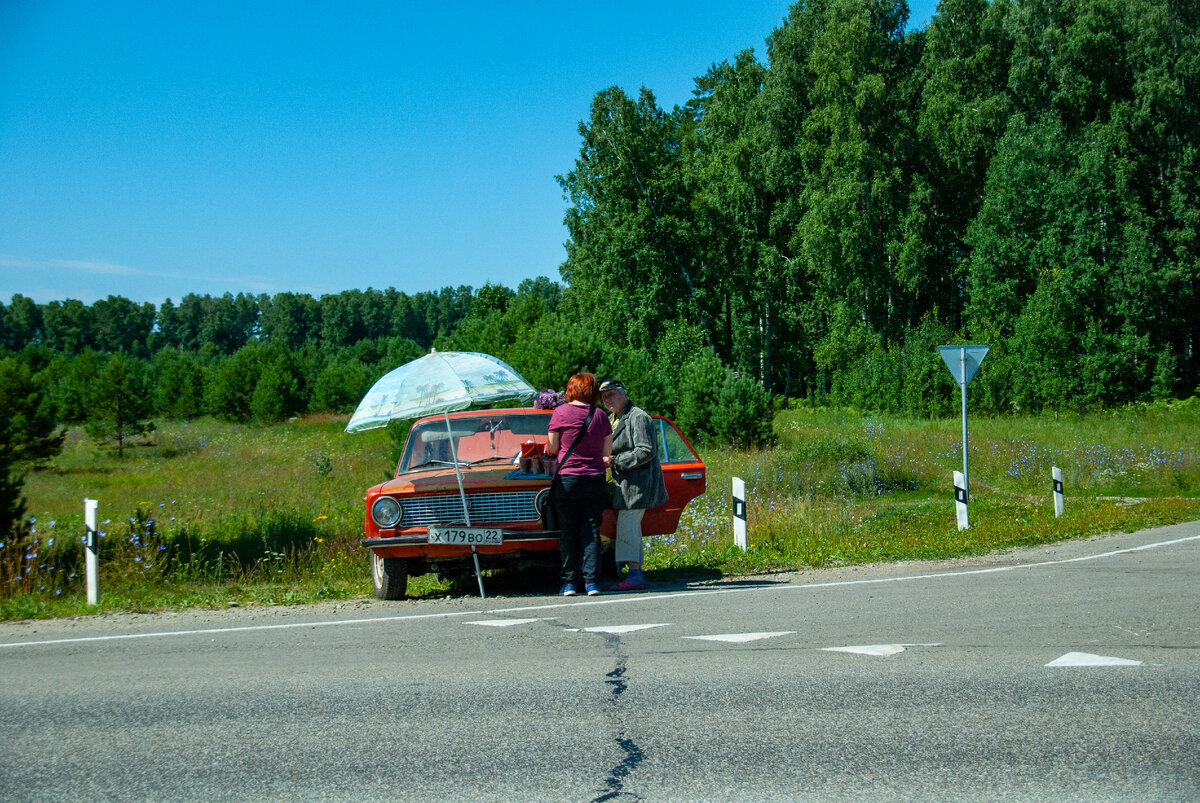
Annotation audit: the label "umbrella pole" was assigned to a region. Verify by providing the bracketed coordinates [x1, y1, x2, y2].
[445, 413, 487, 599]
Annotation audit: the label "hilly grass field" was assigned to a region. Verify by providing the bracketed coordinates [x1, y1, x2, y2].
[5, 402, 1200, 620]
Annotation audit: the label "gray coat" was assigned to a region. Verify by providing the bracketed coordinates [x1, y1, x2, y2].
[610, 402, 668, 511]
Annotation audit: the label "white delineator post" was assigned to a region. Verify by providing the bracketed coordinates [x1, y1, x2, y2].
[84, 497, 99, 606]
[732, 477, 747, 551]
[953, 471, 969, 531]
[1052, 466, 1065, 518]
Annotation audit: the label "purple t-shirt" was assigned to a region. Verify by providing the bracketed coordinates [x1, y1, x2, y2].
[548, 403, 611, 476]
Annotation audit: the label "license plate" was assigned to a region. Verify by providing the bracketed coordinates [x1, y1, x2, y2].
[426, 526, 503, 545]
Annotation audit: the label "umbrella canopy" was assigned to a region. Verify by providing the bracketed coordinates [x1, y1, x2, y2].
[346, 350, 535, 434]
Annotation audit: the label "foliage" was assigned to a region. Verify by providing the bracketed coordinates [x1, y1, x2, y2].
[84, 353, 155, 457]
[0, 357, 66, 465]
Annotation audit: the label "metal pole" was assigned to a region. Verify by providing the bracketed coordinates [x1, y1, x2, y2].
[960, 347, 969, 503]
[445, 412, 486, 599]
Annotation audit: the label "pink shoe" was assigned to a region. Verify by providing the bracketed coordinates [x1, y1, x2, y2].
[610, 579, 645, 592]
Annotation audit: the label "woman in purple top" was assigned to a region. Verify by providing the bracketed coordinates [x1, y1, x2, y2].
[546, 372, 613, 596]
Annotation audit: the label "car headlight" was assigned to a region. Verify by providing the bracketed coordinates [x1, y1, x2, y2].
[371, 497, 403, 528]
[534, 487, 552, 518]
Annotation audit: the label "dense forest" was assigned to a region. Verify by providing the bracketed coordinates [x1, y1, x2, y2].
[559, 0, 1198, 415]
[2, 0, 1198, 534]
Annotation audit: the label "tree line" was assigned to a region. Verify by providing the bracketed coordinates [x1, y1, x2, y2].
[0, 278, 770, 537]
[558, 0, 1199, 415]
[0, 274, 765, 433]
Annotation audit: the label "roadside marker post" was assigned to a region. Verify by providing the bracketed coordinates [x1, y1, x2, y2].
[938, 345, 988, 530]
[84, 498, 99, 606]
[732, 477, 747, 551]
[1052, 466, 1065, 517]
[953, 471, 969, 530]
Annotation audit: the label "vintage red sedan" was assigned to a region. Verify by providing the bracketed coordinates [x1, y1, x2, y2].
[362, 408, 706, 598]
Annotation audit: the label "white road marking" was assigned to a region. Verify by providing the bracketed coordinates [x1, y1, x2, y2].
[2, 531, 1196, 650]
[582, 624, 670, 634]
[821, 643, 942, 657]
[1046, 652, 1143, 667]
[464, 618, 546, 627]
[684, 631, 794, 643]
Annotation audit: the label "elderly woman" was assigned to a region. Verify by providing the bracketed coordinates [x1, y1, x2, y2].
[546, 372, 612, 597]
[599, 379, 667, 591]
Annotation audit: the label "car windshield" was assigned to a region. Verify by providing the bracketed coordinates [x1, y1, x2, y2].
[398, 412, 553, 474]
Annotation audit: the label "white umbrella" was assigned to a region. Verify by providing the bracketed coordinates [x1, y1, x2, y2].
[346, 350, 536, 434]
[346, 350, 536, 598]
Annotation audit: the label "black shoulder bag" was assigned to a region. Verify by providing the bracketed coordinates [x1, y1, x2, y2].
[542, 406, 596, 531]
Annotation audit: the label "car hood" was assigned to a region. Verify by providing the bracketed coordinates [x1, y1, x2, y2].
[370, 464, 548, 497]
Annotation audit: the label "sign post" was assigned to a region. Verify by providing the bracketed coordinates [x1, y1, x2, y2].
[732, 477, 747, 551]
[84, 497, 99, 606]
[938, 345, 988, 530]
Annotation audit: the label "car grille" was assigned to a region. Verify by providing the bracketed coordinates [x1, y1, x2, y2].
[400, 491, 541, 526]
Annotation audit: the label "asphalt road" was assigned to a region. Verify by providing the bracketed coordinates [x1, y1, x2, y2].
[2, 522, 1199, 802]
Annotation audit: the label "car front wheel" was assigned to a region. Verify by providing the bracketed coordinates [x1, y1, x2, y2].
[371, 552, 408, 600]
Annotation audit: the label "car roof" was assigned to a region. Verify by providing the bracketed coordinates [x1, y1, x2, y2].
[411, 408, 551, 425]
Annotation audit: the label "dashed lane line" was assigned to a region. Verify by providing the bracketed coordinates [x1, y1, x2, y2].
[583, 624, 670, 635]
[821, 643, 943, 657]
[684, 631, 795, 643]
[1046, 652, 1144, 667]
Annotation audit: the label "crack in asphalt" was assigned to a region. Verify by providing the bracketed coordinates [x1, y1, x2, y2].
[591, 636, 646, 802]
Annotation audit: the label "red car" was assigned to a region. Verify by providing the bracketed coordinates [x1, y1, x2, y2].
[362, 408, 706, 598]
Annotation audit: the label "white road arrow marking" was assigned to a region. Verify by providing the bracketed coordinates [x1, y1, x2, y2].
[464, 618, 547, 627]
[1046, 652, 1143, 667]
[684, 631, 795, 643]
[821, 643, 942, 657]
[583, 624, 670, 634]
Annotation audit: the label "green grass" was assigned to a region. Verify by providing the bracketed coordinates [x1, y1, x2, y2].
[5, 402, 1200, 619]
[644, 400, 1200, 573]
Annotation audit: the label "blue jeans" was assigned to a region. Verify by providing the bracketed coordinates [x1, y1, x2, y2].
[554, 473, 606, 586]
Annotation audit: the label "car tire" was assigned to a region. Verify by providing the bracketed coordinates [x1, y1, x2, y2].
[371, 552, 408, 600]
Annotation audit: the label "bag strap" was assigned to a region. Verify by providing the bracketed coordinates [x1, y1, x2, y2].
[554, 405, 596, 472]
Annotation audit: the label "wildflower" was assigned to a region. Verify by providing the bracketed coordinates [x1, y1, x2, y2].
[55, 589, 61, 595]
[134, 556, 141, 562]
[49, 520, 56, 529]
[29, 516, 35, 524]
[48, 538, 54, 546]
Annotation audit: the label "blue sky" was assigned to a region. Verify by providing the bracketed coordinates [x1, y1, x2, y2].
[1, 0, 938, 305]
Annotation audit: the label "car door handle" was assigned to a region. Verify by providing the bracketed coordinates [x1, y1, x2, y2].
[680, 472, 703, 480]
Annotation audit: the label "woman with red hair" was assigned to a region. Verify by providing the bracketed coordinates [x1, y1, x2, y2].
[546, 372, 613, 596]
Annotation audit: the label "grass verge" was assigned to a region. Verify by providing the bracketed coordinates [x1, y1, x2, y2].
[4, 403, 1199, 619]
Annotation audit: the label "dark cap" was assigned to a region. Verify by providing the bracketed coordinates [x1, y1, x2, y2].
[599, 379, 624, 393]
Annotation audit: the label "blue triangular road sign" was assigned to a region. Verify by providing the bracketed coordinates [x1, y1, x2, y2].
[938, 345, 989, 387]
